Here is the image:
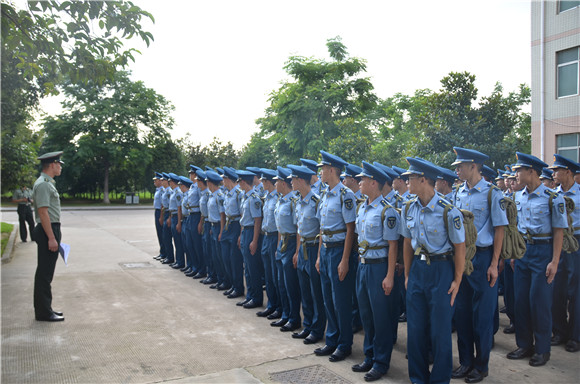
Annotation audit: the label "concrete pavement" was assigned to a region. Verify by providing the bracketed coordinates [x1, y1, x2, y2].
[1, 208, 579, 383]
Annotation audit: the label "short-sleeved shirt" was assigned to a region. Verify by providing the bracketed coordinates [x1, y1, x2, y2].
[454, 179, 509, 247]
[168, 187, 182, 213]
[385, 189, 404, 209]
[187, 183, 201, 213]
[153, 187, 163, 209]
[515, 183, 568, 239]
[181, 189, 190, 217]
[296, 190, 320, 239]
[224, 186, 242, 219]
[275, 191, 297, 234]
[32, 172, 61, 224]
[240, 190, 263, 227]
[317, 183, 356, 243]
[400, 194, 465, 255]
[13, 188, 33, 205]
[207, 190, 225, 223]
[262, 190, 279, 233]
[556, 182, 580, 236]
[199, 188, 210, 221]
[356, 196, 400, 259]
[161, 187, 171, 209]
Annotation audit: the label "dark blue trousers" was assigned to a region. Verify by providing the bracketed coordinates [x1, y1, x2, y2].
[154, 209, 165, 257]
[552, 248, 580, 342]
[210, 223, 228, 286]
[202, 221, 213, 279]
[319, 246, 356, 352]
[162, 212, 174, 263]
[391, 268, 403, 343]
[297, 246, 314, 334]
[302, 244, 326, 339]
[181, 216, 193, 268]
[279, 238, 301, 326]
[188, 213, 204, 273]
[503, 261, 515, 325]
[455, 248, 497, 372]
[514, 243, 554, 354]
[356, 261, 396, 374]
[261, 233, 280, 311]
[240, 227, 263, 304]
[171, 215, 185, 267]
[222, 221, 243, 294]
[407, 258, 455, 384]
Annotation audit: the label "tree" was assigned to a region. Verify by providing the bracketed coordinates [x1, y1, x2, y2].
[255, 37, 378, 164]
[181, 136, 239, 170]
[237, 132, 278, 169]
[1, 0, 154, 193]
[42, 71, 174, 203]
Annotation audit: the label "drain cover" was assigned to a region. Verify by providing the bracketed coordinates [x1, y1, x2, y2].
[119, 262, 153, 269]
[270, 365, 351, 384]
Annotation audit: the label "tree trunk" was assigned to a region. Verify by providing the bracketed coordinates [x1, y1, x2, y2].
[103, 161, 110, 204]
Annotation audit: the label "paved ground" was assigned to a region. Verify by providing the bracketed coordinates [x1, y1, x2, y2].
[1, 208, 579, 383]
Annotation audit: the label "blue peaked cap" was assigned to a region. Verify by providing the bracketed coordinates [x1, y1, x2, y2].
[222, 166, 238, 180]
[287, 164, 315, 180]
[548, 154, 580, 173]
[482, 165, 497, 180]
[196, 170, 207, 182]
[317, 150, 348, 170]
[495, 169, 506, 180]
[358, 161, 391, 184]
[342, 164, 363, 179]
[540, 168, 553, 180]
[168, 173, 180, 183]
[274, 166, 292, 181]
[179, 176, 193, 187]
[512, 152, 548, 173]
[236, 169, 256, 183]
[300, 158, 319, 172]
[205, 170, 223, 184]
[437, 166, 458, 184]
[452, 147, 490, 165]
[373, 162, 399, 181]
[259, 168, 277, 181]
[403, 157, 441, 181]
[246, 166, 262, 175]
[216, 167, 224, 176]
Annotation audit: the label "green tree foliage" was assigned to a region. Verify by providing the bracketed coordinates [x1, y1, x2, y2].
[1, 0, 153, 194]
[237, 132, 278, 169]
[253, 37, 378, 164]
[182, 137, 239, 170]
[42, 71, 174, 203]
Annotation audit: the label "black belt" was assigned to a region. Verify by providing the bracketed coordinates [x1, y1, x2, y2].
[210, 222, 220, 227]
[476, 246, 492, 252]
[190, 211, 201, 215]
[360, 257, 387, 264]
[262, 231, 278, 236]
[323, 241, 344, 249]
[415, 252, 452, 262]
[526, 239, 552, 245]
[242, 225, 254, 230]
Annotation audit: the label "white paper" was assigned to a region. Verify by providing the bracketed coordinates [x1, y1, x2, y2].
[58, 243, 70, 265]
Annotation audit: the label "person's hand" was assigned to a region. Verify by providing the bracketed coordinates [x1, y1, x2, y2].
[382, 275, 394, 295]
[176, 222, 181, 233]
[48, 238, 58, 252]
[337, 259, 349, 281]
[448, 279, 461, 306]
[546, 261, 558, 284]
[487, 263, 498, 287]
[250, 240, 258, 255]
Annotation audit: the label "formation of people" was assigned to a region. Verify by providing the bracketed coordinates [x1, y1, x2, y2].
[152, 148, 580, 383]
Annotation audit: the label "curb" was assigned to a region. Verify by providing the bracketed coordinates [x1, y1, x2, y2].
[1, 222, 19, 264]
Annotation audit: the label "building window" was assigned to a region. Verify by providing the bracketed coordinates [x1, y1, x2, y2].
[559, 1, 580, 13]
[557, 133, 580, 162]
[557, 47, 579, 98]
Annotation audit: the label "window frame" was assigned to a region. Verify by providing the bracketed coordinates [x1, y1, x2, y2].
[556, 47, 580, 99]
[556, 133, 580, 162]
[559, 0, 580, 13]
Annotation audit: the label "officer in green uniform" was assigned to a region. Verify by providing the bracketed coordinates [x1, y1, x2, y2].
[32, 151, 65, 322]
[12, 185, 35, 242]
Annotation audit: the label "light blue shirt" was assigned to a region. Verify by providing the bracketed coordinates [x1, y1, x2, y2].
[516, 183, 569, 238]
[207, 190, 225, 223]
[400, 194, 466, 254]
[153, 187, 163, 209]
[317, 183, 356, 243]
[275, 191, 297, 234]
[181, 188, 190, 217]
[168, 186, 182, 213]
[161, 186, 171, 209]
[356, 196, 400, 259]
[199, 188, 210, 221]
[296, 190, 320, 239]
[454, 179, 509, 247]
[253, 183, 265, 198]
[187, 183, 201, 213]
[400, 190, 411, 200]
[385, 189, 404, 209]
[240, 190, 262, 227]
[262, 190, 279, 233]
[557, 182, 580, 235]
[224, 185, 242, 219]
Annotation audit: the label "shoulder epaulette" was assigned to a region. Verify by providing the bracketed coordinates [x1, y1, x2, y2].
[380, 199, 388, 207]
[395, 194, 403, 202]
[544, 189, 558, 199]
[437, 199, 453, 209]
[311, 195, 319, 204]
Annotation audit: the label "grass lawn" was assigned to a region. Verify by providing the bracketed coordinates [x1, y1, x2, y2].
[1, 222, 15, 257]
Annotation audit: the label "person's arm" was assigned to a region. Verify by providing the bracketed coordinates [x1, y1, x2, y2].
[250, 217, 262, 255]
[449, 242, 466, 306]
[38, 207, 58, 252]
[337, 222, 355, 281]
[546, 227, 564, 284]
[219, 212, 225, 241]
[12, 191, 26, 203]
[293, 233, 301, 268]
[382, 239, 398, 295]
[403, 237, 413, 289]
[487, 225, 504, 287]
[177, 206, 182, 233]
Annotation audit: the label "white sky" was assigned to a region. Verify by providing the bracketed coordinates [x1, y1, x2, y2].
[39, 0, 532, 150]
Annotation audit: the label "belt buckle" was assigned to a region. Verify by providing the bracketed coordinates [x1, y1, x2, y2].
[420, 254, 427, 261]
[360, 257, 366, 264]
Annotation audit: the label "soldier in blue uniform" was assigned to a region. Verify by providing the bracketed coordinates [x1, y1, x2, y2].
[435, 166, 457, 202]
[205, 171, 225, 287]
[160, 173, 174, 265]
[256, 168, 282, 319]
[185, 166, 204, 277]
[301, 158, 325, 196]
[221, 167, 244, 298]
[237, 170, 264, 309]
[195, 170, 210, 280]
[314, 151, 358, 362]
[548, 155, 580, 353]
[288, 164, 326, 345]
[168, 173, 185, 269]
[540, 168, 556, 190]
[272, 166, 302, 332]
[400, 157, 466, 384]
[178, 176, 194, 273]
[451, 147, 508, 383]
[392, 165, 411, 200]
[507, 152, 568, 367]
[481, 166, 497, 183]
[495, 170, 507, 193]
[351, 161, 400, 382]
[153, 173, 165, 261]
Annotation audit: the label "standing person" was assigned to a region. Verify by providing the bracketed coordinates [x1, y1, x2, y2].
[186, 166, 204, 276]
[194, 170, 210, 280]
[152, 173, 165, 261]
[540, 168, 556, 190]
[13, 184, 35, 242]
[351, 161, 399, 382]
[168, 173, 185, 269]
[160, 173, 174, 265]
[507, 152, 568, 367]
[32, 151, 65, 322]
[221, 167, 244, 299]
[301, 158, 325, 196]
[392, 166, 411, 200]
[549, 155, 580, 353]
[451, 147, 508, 383]
[314, 151, 357, 362]
[178, 176, 193, 273]
[401, 157, 466, 384]
[204, 171, 225, 287]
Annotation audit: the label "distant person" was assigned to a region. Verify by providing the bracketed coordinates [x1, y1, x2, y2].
[12, 185, 35, 242]
[32, 151, 65, 322]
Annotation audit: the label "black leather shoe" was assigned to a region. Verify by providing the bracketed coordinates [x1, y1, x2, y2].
[364, 368, 384, 382]
[236, 298, 250, 306]
[398, 313, 407, 323]
[243, 300, 262, 309]
[451, 365, 472, 379]
[271, 318, 287, 327]
[503, 324, 515, 334]
[465, 368, 488, 383]
[227, 291, 244, 299]
[280, 322, 300, 332]
[499, 306, 507, 314]
[216, 283, 230, 291]
[551, 334, 566, 346]
[223, 288, 234, 296]
[267, 310, 282, 320]
[507, 347, 534, 360]
[304, 335, 321, 345]
[52, 310, 63, 316]
[36, 313, 64, 322]
[329, 348, 351, 362]
[257, 308, 275, 317]
[154, 255, 164, 260]
[180, 266, 191, 272]
[209, 284, 218, 289]
[529, 352, 550, 367]
[292, 329, 309, 339]
[193, 272, 206, 279]
[565, 340, 580, 352]
[162, 259, 174, 264]
[185, 270, 196, 277]
[352, 361, 373, 372]
[171, 264, 185, 269]
[314, 345, 336, 356]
